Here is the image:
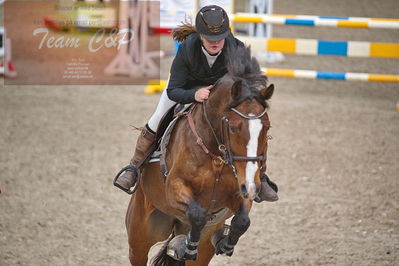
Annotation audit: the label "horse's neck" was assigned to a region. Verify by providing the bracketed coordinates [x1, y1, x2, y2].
[191, 85, 230, 149]
[191, 103, 219, 149]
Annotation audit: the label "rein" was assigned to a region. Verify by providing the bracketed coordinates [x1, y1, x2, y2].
[186, 110, 227, 166]
[185, 98, 268, 216]
[184, 98, 267, 215]
[185, 100, 268, 177]
[185, 106, 226, 217]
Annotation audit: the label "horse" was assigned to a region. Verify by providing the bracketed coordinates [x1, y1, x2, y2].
[125, 45, 275, 266]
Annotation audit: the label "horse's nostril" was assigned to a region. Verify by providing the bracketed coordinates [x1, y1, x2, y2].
[240, 184, 248, 198]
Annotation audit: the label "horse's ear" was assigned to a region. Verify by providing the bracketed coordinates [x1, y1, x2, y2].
[261, 83, 274, 100]
[231, 80, 243, 101]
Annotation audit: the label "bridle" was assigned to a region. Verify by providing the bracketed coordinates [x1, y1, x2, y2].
[187, 99, 269, 178]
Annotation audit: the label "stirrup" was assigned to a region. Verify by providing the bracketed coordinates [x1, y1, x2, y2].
[113, 165, 141, 195]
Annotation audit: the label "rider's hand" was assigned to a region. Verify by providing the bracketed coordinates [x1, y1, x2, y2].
[194, 85, 213, 102]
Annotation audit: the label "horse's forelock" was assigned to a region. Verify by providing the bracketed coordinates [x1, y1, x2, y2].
[227, 80, 268, 110]
[224, 44, 269, 110]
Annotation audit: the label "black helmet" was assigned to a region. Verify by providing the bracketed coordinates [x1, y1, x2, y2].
[195, 5, 230, 42]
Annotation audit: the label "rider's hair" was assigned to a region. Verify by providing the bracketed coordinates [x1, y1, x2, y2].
[173, 22, 196, 42]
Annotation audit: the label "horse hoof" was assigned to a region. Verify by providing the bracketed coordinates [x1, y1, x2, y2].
[166, 234, 187, 261]
[215, 237, 234, 257]
[212, 224, 234, 256]
[166, 234, 199, 261]
[183, 251, 198, 261]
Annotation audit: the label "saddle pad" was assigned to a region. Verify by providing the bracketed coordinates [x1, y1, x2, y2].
[148, 104, 192, 175]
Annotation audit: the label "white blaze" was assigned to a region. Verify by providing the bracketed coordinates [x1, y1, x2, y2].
[246, 116, 262, 199]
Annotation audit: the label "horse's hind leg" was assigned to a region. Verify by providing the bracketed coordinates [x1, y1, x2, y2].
[126, 189, 175, 266]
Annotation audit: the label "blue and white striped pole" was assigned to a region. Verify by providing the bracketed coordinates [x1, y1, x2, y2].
[231, 13, 399, 29]
[238, 37, 399, 58]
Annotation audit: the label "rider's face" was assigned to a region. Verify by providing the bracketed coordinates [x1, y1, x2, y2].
[201, 36, 225, 55]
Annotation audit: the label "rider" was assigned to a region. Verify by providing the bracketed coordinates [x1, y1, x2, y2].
[115, 5, 278, 202]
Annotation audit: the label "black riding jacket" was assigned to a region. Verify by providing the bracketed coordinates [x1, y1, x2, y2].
[166, 32, 244, 104]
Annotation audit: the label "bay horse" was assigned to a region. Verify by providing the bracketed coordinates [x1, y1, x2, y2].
[125, 45, 275, 265]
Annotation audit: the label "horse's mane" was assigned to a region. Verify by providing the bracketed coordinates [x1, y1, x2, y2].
[226, 44, 269, 109]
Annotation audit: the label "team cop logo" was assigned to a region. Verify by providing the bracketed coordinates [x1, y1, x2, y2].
[32, 28, 135, 52]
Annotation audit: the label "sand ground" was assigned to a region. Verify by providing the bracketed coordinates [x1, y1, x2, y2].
[1, 0, 399, 265]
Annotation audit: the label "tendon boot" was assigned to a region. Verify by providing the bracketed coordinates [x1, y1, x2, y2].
[255, 173, 279, 203]
[115, 125, 156, 193]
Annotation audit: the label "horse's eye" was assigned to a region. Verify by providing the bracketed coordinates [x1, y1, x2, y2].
[229, 126, 238, 134]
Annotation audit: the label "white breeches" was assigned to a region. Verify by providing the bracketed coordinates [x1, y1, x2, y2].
[147, 79, 176, 132]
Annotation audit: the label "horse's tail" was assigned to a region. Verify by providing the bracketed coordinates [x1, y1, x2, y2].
[151, 234, 186, 266]
[173, 23, 196, 42]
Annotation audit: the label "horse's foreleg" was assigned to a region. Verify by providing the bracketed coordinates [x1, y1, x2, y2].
[214, 200, 251, 256]
[184, 200, 207, 261]
[166, 178, 207, 261]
